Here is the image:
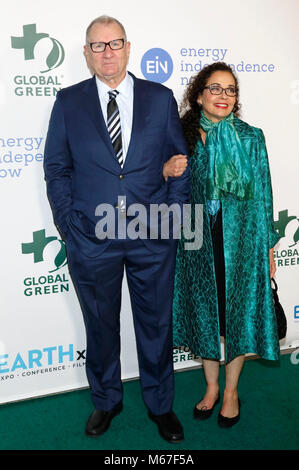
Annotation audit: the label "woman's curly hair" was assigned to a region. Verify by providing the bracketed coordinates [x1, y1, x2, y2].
[180, 62, 241, 157]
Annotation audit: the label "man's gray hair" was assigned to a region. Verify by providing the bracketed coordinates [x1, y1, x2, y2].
[86, 15, 127, 43]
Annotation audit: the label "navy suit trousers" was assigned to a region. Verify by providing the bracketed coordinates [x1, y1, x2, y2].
[66, 234, 177, 415]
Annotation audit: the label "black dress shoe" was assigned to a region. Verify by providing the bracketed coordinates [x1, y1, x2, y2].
[193, 395, 220, 420]
[218, 399, 241, 428]
[148, 410, 184, 443]
[85, 401, 123, 437]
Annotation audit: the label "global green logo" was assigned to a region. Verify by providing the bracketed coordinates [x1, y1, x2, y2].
[274, 209, 299, 267]
[274, 210, 299, 247]
[21, 229, 69, 297]
[21, 229, 67, 273]
[11, 24, 65, 73]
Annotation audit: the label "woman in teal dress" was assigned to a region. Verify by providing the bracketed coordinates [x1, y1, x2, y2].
[163, 62, 280, 427]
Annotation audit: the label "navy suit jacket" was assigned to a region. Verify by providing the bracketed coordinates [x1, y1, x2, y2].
[44, 72, 190, 254]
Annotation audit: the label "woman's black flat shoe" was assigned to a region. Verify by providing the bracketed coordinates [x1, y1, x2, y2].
[193, 395, 220, 420]
[218, 398, 241, 428]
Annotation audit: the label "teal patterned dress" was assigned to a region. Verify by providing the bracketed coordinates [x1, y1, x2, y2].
[173, 118, 281, 363]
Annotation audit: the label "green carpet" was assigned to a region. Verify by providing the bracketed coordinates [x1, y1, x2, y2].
[1, 354, 298, 450]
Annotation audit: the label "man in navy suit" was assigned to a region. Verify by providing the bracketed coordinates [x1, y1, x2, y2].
[44, 15, 189, 443]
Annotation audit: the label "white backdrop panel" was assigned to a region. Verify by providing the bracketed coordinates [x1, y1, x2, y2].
[1, 0, 298, 404]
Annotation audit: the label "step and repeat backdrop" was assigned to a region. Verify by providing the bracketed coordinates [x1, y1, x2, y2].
[1, 0, 299, 404]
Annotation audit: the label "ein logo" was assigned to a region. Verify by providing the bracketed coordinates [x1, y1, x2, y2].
[141, 48, 173, 83]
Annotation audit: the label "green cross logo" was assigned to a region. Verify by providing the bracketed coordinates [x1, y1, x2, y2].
[274, 209, 299, 247]
[11, 24, 65, 73]
[22, 229, 67, 272]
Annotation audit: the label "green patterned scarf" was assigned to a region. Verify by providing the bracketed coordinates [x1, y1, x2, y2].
[200, 111, 254, 214]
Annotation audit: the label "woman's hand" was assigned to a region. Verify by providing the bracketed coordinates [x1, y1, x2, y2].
[163, 154, 188, 181]
[269, 248, 276, 278]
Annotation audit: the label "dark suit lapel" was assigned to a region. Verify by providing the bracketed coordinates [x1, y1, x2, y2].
[123, 73, 148, 171]
[82, 73, 149, 171]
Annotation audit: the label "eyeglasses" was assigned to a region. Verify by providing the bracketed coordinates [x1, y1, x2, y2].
[89, 38, 125, 53]
[204, 85, 237, 97]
